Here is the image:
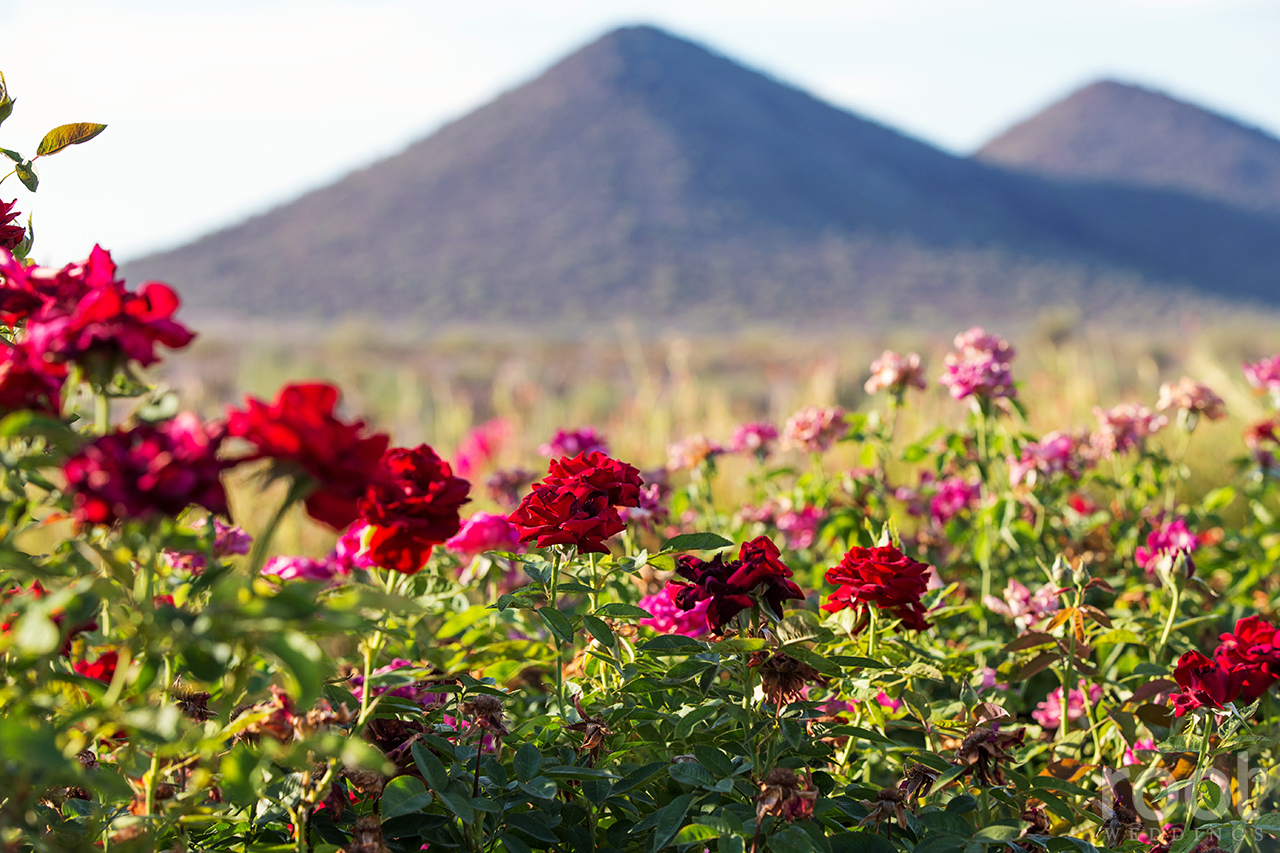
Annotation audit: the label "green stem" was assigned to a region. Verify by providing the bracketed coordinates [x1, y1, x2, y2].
[867, 606, 880, 660]
[550, 549, 565, 714]
[1156, 582, 1182, 658]
[95, 393, 110, 436]
[144, 656, 174, 816]
[1186, 712, 1215, 830]
[247, 480, 307, 577]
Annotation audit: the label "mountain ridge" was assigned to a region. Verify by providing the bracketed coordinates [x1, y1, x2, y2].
[123, 25, 1280, 325]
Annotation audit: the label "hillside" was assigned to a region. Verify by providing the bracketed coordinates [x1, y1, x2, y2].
[976, 80, 1280, 216]
[124, 27, 1280, 325]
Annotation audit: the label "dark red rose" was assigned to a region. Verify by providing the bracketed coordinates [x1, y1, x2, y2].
[0, 248, 44, 323]
[24, 246, 194, 369]
[822, 545, 931, 632]
[63, 414, 228, 526]
[226, 383, 390, 530]
[74, 651, 119, 684]
[357, 444, 471, 574]
[1214, 616, 1280, 702]
[0, 200, 25, 252]
[668, 535, 804, 632]
[509, 452, 643, 554]
[1171, 650, 1245, 717]
[0, 340, 66, 416]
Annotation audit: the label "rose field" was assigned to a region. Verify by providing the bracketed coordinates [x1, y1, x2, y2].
[3, 72, 1280, 853]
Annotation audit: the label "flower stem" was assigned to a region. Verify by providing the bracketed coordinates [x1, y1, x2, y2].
[867, 606, 880, 660]
[247, 480, 307, 577]
[1156, 582, 1182, 658]
[1186, 712, 1215, 831]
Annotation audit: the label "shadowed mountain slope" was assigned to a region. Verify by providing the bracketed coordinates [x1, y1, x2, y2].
[125, 27, 1280, 324]
[977, 80, 1280, 216]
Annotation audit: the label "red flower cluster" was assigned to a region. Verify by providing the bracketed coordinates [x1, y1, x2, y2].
[1211, 616, 1280, 703]
[0, 340, 66, 416]
[668, 536, 805, 632]
[357, 444, 471, 573]
[227, 383, 390, 530]
[3, 246, 194, 370]
[0, 199, 24, 251]
[822, 545, 932, 632]
[74, 650, 119, 684]
[62, 413, 229, 525]
[1170, 651, 1244, 716]
[509, 451, 644, 554]
[1, 581, 98, 657]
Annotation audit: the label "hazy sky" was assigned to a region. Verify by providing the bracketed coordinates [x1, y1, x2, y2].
[2, 0, 1277, 267]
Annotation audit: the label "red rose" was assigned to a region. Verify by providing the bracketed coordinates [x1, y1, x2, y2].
[1171, 650, 1245, 716]
[227, 383, 390, 530]
[1214, 616, 1280, 702]
[668, 535, 804, 632]
[24, 246, 194, 369]
[1, 581, 98, 657]
[74, 651, 119, 684]
[63, 413, 228, 526]
[0, 341, 66, 416]
[357, 444, 471, 573]
[0, 200, 24, 251]
[509, 452, 643, 554]
[822, 545, 932, 632]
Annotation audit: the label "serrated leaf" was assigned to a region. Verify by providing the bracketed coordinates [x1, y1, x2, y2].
[675, 824, 723, 844]
[594, 602, 653, 619]
[973, 824, 1023, 844]
[411, 741, 449, 790]
[35, 122, 106, 157]
[538, 606, 574, 644]
[668, 761, 717, 790]
[651, 792, 694, 852]
[0, 148, 21, 162]
[513, 743, 542, 782]
[665, 532, 733, 551]
[583, 614, 617, 649]
[262, 631, 324, 707]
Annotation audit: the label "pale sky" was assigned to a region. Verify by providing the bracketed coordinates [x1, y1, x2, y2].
[2, 0, 1277, 267]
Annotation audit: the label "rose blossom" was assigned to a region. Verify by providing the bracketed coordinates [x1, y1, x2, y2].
[23, 245, 195, 369]
[638, 587, 711, 638]
[1031, 684, 1102, 729]
[1214, 616, 1280, 702]
[929, 476, 980, 525]
[0, 199, 24, 251]
[728, 421, 779, 457]
[666, 434, 724, 471]
[163, 517, 253, 574]
[74, 651, 119, 684]
[1091, 403, 1167, 458]
[781, 405, 847, 453]
[538, 426, 608, 459]
[1243, 355, 1280, 396]
[617, 482, 669, 532]
[864, 350, 926, 395]
[63, 413, 228, 526]
[452, 418, 510, 480]
[0, 340, 66, 417]
[262, 555, 346, 583]
[1135, 517, 1200, 576]
[226, 382, 390, 530]
[357, 444, 471, 573]
[667, 536, 804, 632]
[1009, 431, 1090, 487]
[983, 579, 1060, 632]
[445, 512, 523, 557]
[1171, 650, 1245, 716]
[509, 451, 643, 554]
[1245, 419, 1280, 471]
[1156, 377, 1226, 421]
[776, 505, 826, 550]
[939, 327, 1016, 401]
[822, 545, 932, 632]
[1123, 737, 1158, 767]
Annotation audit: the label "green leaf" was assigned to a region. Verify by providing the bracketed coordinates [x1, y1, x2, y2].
[668, 761, 717, 790]
[972, 824, 1023, 844]
[15, 160, 36, 192]
[435, 785, 474, 822]
[380, 775, 431, 820]
[13, 611, 59, 655]
[35, 122, 107, 157]
[513, 743, 542, 782]
[638, 635, 707, 654]
[517, 775, 558, 800]
[665, 532, 734, 551]
[709, 637, 768, 655]
[0, 73, 11, 125]
[262, 631, 324, 707]
[505, 813, 560, 844]
[675, 824, 723, 844]
[411, 741, 449, 791]
[538, 606, 575, 645]
[651, 792, 695, 852]
[769, 826, 818, 853]
[583, 615, 617, 649]
[595, 602, 654, 619]
[0, 148, 21, 162]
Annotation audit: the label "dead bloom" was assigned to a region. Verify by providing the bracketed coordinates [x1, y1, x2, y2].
[860, 787, 909, 833]
[955, 723, 1026, 787]
[749, 651, 828, 707]
[462, 694, 510, 737]
[756, 767, 817, 823]
[566, 693, 614, 765]
[899, 762, 939, 803]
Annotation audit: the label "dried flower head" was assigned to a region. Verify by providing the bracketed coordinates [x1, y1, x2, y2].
[860, 787, 909, 832]
[756, 767, 817, 823]
[749, 651, 828, 707]
[566, 692, 614, 765]
[899, 762, 939, 802]
[955, 723, 1025, 787]
[461, 694, 510, 737]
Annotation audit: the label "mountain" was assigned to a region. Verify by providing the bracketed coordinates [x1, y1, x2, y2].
[976, 80, 1280, 216]
[125, 27, 1280, 325]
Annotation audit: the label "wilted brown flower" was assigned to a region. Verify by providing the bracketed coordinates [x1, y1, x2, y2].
[899, 762, 939, 803]
[860, 787, 909, 833]
[363, 717, 427, 775]
[1092, 796, 1142, 847]
[175, 690, 214, 722]
[756, 767, 817, 823]
[749, 651, 828, 707]
[955, 723, 1025, 787]
[1021, 799, 1052, 834]
[566, 693, 614, 765]
[294, 699, 357, 739]
[231, 686, 295, 744]
[462, 694, 510, 737]
[344, 815, 391, 853]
